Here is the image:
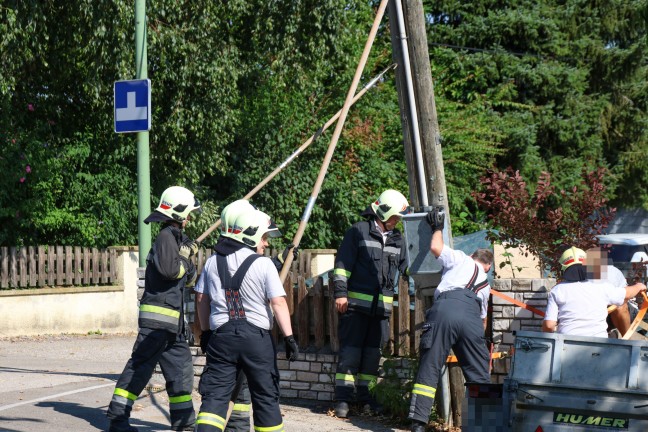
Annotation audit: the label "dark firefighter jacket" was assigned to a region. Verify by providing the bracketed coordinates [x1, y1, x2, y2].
[139, 224, 195, 333]
[332, 208, 407, 318]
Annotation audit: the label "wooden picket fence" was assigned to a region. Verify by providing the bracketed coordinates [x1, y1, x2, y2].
[279, 264, 425, 356]
[1, 245, 423, 355]
[0, 246, 117, 289]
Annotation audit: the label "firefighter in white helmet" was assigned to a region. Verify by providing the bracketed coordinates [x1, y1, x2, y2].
[194, 207, 298, 432]
[195, 200, 299, 432]
[196, 199, 255, 432]
[543, 246, 646, 337]
[107, 186, 202, 432]
[219, 199, 255, 239]
[332, 189, 409, 418]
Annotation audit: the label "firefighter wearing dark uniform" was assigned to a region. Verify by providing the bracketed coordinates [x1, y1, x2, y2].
[333, 189, 409, 418]
[194, 208, 299, 432]
[408, 207, 493, 432]
[107, 186, 202, 432]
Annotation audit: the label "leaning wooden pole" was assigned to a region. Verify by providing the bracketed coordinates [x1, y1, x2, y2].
[196, 64, 396, 244]
[279, 0, 390, 283]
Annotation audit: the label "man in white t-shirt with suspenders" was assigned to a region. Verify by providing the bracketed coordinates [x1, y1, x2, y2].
[408, 206, 494, 432]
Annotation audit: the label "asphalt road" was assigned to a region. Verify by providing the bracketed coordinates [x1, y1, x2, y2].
[0, 334, 408, 432]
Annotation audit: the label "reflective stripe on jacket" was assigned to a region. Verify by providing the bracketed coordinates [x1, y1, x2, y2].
[333, 216, 405, 318]
[139, 225, 191, 333]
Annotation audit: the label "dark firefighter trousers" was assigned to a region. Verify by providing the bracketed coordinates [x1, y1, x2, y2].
[334, 311, 384, 404]
[107, 327, 195, 429]
[408, 289, 491, 424]
[196, 320, 283, 432]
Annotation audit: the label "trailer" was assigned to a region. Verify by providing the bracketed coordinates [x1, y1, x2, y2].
[463, 330, 648, 431]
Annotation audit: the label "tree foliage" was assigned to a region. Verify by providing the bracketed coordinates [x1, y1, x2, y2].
[1, 0, 406, 248]
[425, 0, 647, 227]
[474, 167, 615, 276]
[0, 1, 645, 249]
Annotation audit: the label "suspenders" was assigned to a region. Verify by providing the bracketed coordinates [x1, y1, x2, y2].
[465, 264, 489, 294]
[216, 253, 261, 320]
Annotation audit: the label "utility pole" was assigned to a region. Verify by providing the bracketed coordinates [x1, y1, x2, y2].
[388, 0, 461, 426]
[135, 0, 151, 266]
[388, 0, 452, 238]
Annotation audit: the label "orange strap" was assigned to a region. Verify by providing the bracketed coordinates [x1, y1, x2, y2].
[490, 289, 546, 317]
[622, 292, 648, 340]
[446, 350, 510, 363]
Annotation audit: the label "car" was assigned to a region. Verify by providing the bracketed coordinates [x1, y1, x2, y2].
[597, 233, 648, 282]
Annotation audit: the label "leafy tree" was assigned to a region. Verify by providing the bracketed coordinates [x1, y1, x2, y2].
[424, 0, 647, 222]
[474, 167, 615, 276]
[2, 0, 645, 250]
[1, 1, 140, 246]
[206, 1, 408, 248]
[1, 1, 405, 248]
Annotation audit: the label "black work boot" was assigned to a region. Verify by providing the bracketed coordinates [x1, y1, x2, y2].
[108, 419, 138, 432]
[410, 420, 426, 432]
[361, 399, 383, 415]
[334, 401, 350, 418]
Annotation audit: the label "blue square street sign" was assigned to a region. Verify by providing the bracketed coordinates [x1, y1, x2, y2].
[114, 79, 151, 133]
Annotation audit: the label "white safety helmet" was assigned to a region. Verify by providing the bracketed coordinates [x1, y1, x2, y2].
[154, 186, 202, 222]
[559, 246, 586, 271]
[370, 189, 409, 222]
[220, 199, 255, 238]
[231, 209, 282, 248]
[631, 252, 648, 263]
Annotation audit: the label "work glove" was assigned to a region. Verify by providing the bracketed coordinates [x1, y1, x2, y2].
[272, 245, 299, 271]
[180, 256, 197, 285]
[426, 206, 445, 232]
[200, 330, 212, 354]
[184, 239, 199, 256]
[284, 335, 299, 361]
[186, 267, 198, 288]
[179, 240, 198, 259]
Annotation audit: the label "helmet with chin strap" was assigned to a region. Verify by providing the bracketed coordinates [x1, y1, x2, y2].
[370, 189, 409, 222]
[154, 186, 202, 222]
[220, 199, 255, 238]
[231, 209, 282, 248]
[559, 246, 586, 271]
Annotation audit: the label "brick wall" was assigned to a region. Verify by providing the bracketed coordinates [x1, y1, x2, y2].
[489, 278, 556, 382]
[276, 354, 337, 401]
[150, 348, 339, 403]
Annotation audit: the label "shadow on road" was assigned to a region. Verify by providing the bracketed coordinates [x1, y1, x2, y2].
[0, 415, 43, 432]
[0, 366, 121, 382]
[35, 401, 167, 432]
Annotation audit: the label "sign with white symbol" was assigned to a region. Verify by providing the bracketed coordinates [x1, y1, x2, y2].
[114, 79, 151, 133]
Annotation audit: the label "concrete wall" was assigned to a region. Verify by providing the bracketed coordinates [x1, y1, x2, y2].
[0, 246, 140, 337]
[0, 247, 335, 339]
[305, 249, 336, 278]
[492, 244, 542, 279]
